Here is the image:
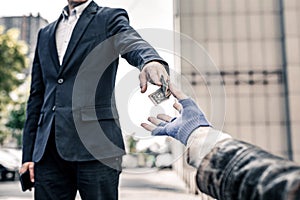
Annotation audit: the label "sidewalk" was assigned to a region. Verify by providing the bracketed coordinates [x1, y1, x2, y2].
[120, 168, 199, 200]
[0, 168, 200, 200]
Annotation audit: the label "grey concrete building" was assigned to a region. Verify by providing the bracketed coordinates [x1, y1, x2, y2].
[173, 0, 300, 196]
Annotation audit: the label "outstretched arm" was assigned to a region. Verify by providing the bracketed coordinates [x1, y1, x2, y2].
[141, 83, 300, 200]
[141, 83, 230, 166]
[106, 8, 169, 93]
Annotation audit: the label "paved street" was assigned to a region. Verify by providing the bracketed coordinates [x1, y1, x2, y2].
[0, 168, 199, 200]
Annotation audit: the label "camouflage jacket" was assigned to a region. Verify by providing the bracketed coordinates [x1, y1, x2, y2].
[196, 139, 300, 200]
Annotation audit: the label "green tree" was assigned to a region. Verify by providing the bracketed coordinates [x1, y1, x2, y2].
[6, 102, 26, 147]
[0, 26, 28, 145]
[128, 135, 137, 153]
[0, 26, 27, 112]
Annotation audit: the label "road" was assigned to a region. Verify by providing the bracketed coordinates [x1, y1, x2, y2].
[0, 168, 200, 200]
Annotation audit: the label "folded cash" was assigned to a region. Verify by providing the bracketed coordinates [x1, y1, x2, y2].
[148, 76, 171, 105]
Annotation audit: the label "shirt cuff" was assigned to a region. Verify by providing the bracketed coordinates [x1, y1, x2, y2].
[186, 127, 231, 168]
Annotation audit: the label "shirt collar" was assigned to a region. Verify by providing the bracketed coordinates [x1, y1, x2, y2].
[62, 0, 92, 21]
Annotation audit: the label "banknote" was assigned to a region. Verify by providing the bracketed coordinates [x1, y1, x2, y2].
[148, 76, 171, 105]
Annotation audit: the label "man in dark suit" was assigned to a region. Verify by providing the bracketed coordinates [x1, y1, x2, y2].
[19, 0, 169, 199]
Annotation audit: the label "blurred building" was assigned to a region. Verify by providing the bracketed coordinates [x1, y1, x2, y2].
[173, 0, 300, 196]
[0, 14, 48, 61]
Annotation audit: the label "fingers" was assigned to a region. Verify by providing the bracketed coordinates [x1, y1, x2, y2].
[145, 61, 169, 84]
[169, 83, 188, 100]
[148, 117, 166, 126]
[173, 101, 182, 112]
[19, 162, 35, 182]
[140, 84, 147, 93]
[139, 72, 148, 93]
[147, 70, 162, 86]
[148, 116, 163, 126]
[19, 162, 30, 174]
[157, 114, 173, 122]
[141, 113, 173, 132]
[140, 62, 169, 92]
[19, 164, 27, 174]
[141, 123, 156, 131]
[28, 163, 35, 182]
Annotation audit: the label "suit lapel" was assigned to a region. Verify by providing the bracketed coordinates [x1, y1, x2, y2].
[59, 2, 98, 75]
[48, 17, 62, 73]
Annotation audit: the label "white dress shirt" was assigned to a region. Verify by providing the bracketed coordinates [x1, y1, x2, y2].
[56, 0, 92, 65]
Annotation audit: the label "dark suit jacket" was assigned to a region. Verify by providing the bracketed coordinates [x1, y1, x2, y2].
[22, 1, 168, 163]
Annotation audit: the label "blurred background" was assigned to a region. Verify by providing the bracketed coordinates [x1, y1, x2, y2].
[0, 0, 300, 199]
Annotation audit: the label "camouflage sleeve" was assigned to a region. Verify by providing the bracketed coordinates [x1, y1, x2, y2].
[196, 139, 300, 200]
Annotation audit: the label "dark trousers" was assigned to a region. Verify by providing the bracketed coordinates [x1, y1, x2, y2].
[34, 127, 122, 200]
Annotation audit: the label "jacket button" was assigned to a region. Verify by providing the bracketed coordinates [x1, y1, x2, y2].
[58, 78, 64, 84]
[52, 106, 56, 111]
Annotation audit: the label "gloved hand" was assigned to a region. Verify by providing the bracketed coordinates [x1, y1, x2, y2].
[141, 83, 211, 145]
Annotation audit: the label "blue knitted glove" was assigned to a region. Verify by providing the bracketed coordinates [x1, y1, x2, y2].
[152, 98, 211, 145]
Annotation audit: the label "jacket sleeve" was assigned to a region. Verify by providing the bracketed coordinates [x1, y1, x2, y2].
[196, 139, 300, 200]
[105, 8, 169, 72]
[22, 30, 45, 163]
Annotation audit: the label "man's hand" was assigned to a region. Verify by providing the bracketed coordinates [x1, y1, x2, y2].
[19, 162, 35, 183]
[139, 61, 169, 93]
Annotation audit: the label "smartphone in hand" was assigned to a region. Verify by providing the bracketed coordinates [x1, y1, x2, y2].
[19, 169, 34, 192]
